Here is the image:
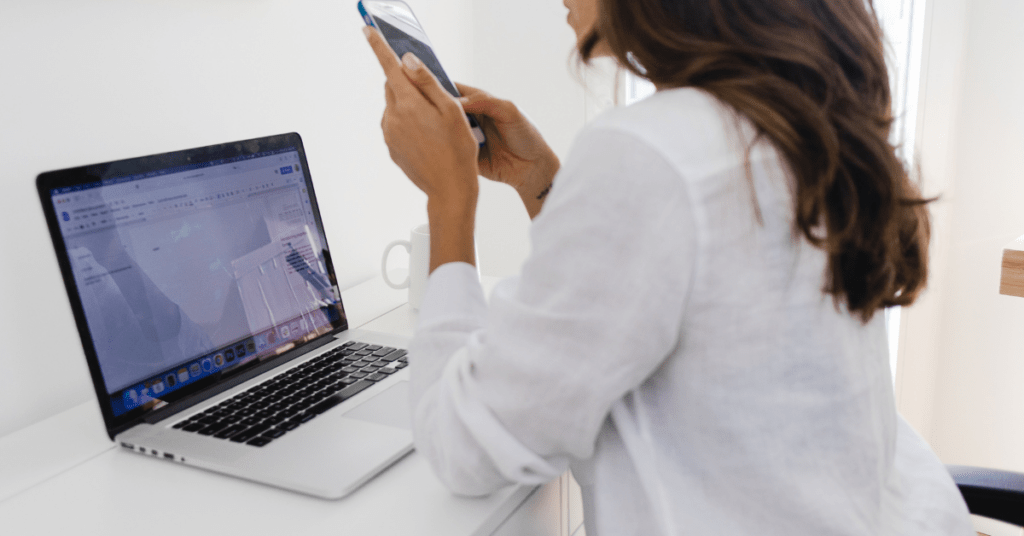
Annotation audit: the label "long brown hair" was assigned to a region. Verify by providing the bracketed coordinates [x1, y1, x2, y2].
[580, 0, 930, 322]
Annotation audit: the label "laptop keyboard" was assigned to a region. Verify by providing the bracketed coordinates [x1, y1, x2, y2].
[171, 341, 407, 447]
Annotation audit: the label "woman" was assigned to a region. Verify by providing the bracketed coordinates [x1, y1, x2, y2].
[364, 0, 973, 534]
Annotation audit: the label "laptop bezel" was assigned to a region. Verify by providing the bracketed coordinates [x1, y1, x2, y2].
[36, 132, 350, 440]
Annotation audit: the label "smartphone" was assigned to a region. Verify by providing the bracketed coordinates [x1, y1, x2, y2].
[358, 0, 486, 146]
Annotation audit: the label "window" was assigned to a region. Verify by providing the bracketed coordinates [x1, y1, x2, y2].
[876, 0, 927, 383]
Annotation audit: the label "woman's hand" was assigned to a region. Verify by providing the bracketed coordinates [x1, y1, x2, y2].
[365, 27, 480, 205]
[457, 84, 560, 219]
[365, 26, 477, 272]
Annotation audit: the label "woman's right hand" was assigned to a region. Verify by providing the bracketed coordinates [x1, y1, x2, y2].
[456, 83, 559, 219]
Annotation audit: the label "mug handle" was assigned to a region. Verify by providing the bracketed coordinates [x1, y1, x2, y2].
[382, 240, 412, 289]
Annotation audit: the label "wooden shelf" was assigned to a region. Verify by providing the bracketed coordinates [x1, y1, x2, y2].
[1000, 235, 1024, 298]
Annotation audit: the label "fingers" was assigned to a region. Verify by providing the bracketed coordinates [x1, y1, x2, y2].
[365, 26, 459, 116]
[385, 80, 395, 107]
[454, 82, 520, 122]
[364, 27, 402, 77]
[454, 82, 486, 98]
[459, 92, 518, 123]
[364, 26, 419, 101]
[399, 53, 461, 113]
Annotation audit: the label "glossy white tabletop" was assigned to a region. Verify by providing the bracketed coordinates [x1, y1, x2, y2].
[0, 273, 535, 536]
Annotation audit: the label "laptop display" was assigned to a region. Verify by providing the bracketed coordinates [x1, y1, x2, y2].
[38, 133, 347, 433]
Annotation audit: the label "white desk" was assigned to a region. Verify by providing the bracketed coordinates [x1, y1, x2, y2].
[0, 274, 574, 536]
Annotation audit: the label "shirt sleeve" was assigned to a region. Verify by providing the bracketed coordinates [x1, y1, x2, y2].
[409, 125, 699, 496]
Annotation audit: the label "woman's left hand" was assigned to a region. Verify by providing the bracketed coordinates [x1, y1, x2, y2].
[364, 26, 480, 208]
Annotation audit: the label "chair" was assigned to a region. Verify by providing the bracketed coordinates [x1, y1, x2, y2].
[948, 465, 1024, 528]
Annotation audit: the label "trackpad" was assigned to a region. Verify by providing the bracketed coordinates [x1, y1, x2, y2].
[343, 381, 411, 430]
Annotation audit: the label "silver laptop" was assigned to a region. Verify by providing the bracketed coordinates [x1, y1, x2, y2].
[36, 133, 413, 499]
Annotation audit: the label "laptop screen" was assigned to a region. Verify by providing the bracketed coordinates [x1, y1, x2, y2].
[39, 134, 346, 427]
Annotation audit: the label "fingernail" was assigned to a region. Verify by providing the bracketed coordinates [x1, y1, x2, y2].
[362, 26, 372, 39]
[402, 53, 423, 70]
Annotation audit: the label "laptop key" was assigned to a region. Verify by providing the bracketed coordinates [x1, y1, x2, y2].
[377, 350, 402, 362]
[230, 423, 271, 443]
[366, 373, 387, 382]
[197, 422, 229, 436]
[247, 437, 273, 447]
[263, 428, 287, 439]
[280, 405, 302, 417]
[309, 392, 329, 405]
[306, 380, 374, 416]
[214, 424, 248, 439]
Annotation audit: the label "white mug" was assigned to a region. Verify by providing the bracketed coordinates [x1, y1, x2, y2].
[382, 224, 430, 310]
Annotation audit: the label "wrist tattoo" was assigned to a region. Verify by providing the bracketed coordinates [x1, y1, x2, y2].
[536, 183, 552, 201]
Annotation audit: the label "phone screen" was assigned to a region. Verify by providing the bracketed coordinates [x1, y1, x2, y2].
[360, 0, 485, 145]
[375, 18, 460, 98]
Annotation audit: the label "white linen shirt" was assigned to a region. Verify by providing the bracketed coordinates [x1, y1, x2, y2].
[409, 88, 973, 536]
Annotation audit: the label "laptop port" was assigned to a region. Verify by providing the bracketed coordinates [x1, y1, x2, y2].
[120, 442, 134, 449]
[163, 452, 174, 460]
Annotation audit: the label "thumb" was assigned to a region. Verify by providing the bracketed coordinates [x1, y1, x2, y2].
[460, 93, 517, 123]
[401, 53, 454, 108]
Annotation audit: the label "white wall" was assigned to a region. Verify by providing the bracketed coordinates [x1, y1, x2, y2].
[0, 0, 427, 436]
[897, 0, 1024, 473]
[0, 0, 588, 438]
[468, 1, 587, 277]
